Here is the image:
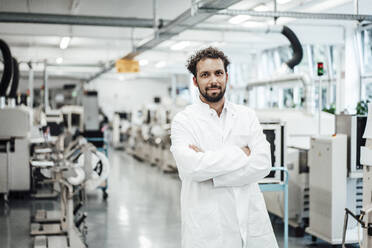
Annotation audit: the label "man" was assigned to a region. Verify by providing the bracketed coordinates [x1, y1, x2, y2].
[170, 47, 278, 248]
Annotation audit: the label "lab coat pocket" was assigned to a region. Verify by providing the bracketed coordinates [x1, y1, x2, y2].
[187, 205, 222, 241]
[248, 193, 271, 237]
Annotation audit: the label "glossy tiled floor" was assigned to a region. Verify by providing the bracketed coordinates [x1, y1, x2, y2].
[0, 149, 360, 247]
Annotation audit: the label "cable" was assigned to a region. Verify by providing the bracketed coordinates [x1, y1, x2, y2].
[8, 57, 19, 99]
[358, 213, 363, 247]
[0, 39, 13, 97]
[281, 25, 303, 70]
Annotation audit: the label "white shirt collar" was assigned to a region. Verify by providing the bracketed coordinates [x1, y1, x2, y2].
[196, 95, 229, 116]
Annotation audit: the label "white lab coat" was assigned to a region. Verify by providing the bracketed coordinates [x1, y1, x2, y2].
[170, 99, 278, 248]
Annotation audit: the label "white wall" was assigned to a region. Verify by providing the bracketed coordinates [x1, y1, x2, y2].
[90, 77, 171, 119]
[18, 76, 81, 92]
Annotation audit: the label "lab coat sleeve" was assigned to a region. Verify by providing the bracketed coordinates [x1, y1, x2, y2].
[170, 115, 249, 182]
[212, 112, 271, 187]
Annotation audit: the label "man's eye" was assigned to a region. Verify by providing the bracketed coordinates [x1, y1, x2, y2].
[216, 71, 223, 75]
[201, 73, 207, 77]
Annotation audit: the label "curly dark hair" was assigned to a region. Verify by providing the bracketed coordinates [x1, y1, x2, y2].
[186, 46, 230, 77]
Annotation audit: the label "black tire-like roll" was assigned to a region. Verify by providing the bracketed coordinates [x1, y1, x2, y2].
[9, 57, 19, 98]
[0, 39, 13, 97]
[281, 25, 303, 70]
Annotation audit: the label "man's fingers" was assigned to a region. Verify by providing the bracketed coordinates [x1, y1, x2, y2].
[189, 144, 203, 152]
[241, 146, 251, 157]
[189, 145, 198, 150]
[189, 144, 197, 152]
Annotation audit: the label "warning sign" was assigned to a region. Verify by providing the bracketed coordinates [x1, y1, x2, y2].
[115, 59, 140, 73]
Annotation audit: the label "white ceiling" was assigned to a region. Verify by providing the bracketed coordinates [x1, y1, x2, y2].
[0, 0, 369, 82]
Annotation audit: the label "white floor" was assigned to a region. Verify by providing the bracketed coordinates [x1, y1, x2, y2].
[0, 148, 360, 247]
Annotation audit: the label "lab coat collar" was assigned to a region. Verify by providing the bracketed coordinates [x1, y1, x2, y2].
[196, 95, 235, 117]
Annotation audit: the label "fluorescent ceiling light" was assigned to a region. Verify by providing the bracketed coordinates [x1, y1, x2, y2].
[171, 41, 191, 51]
[139, 59, 149, 66]
[275, 17, 296, 25]
[228, 1, 254, 10]
[155, 61, 166, 68]
[59, 37, 71, 49]
[277, 0, 293, 4]
[305, 0, 351, 12]
[210, 41, 226, 47]
[158, 40, 175, 48]
[242, 21, 267, 28]
[56, 57, 63, 64]
[229, 15, 252, 24]
[254, 4, 269, 11]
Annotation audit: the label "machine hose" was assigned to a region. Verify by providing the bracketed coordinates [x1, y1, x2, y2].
[281, 25, 303, 69]
[0, 39, 13, 97]
[8, 57, 19, 98]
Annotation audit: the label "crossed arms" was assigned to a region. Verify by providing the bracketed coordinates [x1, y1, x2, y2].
[170, 114, 271, 187]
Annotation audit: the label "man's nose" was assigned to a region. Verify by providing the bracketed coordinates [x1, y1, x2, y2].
[209, 74, 219, 83]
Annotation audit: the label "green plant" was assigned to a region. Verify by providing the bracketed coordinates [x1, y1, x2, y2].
[322, 104, 336, 114]
[356, 100, 370, 115]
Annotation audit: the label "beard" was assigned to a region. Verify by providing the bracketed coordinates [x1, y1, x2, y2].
[197, 82, 226, 103]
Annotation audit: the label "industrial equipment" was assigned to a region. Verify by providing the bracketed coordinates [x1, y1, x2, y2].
[336, 114, 367, 176]
[124, 96, 181, 172]
[306, 134, 360, 245]
[257, 110, 335, 235]
[30, 135, 110, 248]
[342, 103, 372, 248]
[0, 39, 31, 201]
[261, 121, 287, 180]
[112, 111, 131, 149]
[60, 105, 84, 133]
[82, 90, 99, 131]
[45, 109, 64, 136]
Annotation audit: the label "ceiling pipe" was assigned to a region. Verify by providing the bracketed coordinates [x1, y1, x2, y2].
[85, 0, 242, 83]
[0, 12, 156, 28]
[0, 39, 13, 108]
[199, 7, 372, 22]
[244, 74, 315, 114]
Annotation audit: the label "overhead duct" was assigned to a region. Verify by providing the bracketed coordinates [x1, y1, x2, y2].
[0, 12, 156, 28]
[0, 39, 13, 108]
[245, 74, 314, 114]
[241, 26, 309, 111]
[8, 57, 19, 106]
[281, 25, 303, 70]
[86, 0, 242, 82]
[195, 24, 303, 69]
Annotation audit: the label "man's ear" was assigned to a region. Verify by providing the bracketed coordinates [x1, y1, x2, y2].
[193, 76, 198, 87]
[226, 72, 229, 82]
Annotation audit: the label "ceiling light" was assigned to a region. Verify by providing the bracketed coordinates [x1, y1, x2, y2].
[228, 15, 252, 25]
[242, 21, 267, 28]
[59, 37, 71, 49]
[171, 41, 191, 51]
[254, 4, 269, 11]
[155, 61, 166, 68]
[305, 0, 351, 12]
[228, 1, 254, 10]
[158, 40, 175, 48]
[277, 0, 293, 4]
[275, 17, 296, 25]
[139, 59, 149, 66]
[56, 57, 63, 64]
[210, 41, 226, 47]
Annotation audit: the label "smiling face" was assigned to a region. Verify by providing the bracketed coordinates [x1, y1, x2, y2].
[193, 58, 228, 103]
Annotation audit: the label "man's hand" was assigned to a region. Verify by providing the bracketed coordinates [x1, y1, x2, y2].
[189, 144, 204, 153]
[241, 146, 251, 157]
